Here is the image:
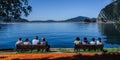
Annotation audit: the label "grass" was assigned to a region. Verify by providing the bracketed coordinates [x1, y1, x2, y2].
[12, 48, 120, 54]
[16, 50, 48, 54]
[104, 48, 120, 53]
[51, 48, 120, 54]
[57, 48, 74, 53]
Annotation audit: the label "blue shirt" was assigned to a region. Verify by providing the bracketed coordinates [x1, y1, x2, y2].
[82, 41, 87, 45]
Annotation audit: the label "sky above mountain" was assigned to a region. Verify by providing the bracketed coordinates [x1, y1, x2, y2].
[23, 0, 112, 21]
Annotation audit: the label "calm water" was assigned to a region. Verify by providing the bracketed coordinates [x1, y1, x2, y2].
[0, 23, 120, 49]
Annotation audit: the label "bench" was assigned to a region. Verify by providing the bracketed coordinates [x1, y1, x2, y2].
[16, 45, 47, 52]
[74, 44, 104, 52]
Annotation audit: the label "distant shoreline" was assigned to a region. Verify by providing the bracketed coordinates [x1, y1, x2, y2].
[0, 22, 115, 24]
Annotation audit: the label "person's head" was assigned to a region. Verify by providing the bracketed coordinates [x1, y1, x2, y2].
[76, 37, 80, 41]
[35, 36, 38, 40]
[41, 38, 45, 42]
[25, 38, 29, 42]
[92, 38, 95, 41]
[18, 38, 22, 41]
[84, 37, 87, 41]
[84, 37, 88, 43]
[98, 37, 101, 42]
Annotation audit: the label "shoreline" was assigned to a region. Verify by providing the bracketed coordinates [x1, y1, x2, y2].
[0, 22, 115, 24]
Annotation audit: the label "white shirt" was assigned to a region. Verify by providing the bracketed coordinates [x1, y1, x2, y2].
[90, 41, 95, 45]
[97, 40, 102, 45]
[41, 41, 47, 45]
[16, 41, 22, 45]
[32, 39, 39, 45]
[23, 42, 31, 45]
[74, 40, 80, 45]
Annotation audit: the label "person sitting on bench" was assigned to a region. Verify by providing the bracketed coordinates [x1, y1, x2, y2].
[90, 38, 96, 45]
[23, 38, 31, 45]
[32, 36, 40, 45]
[40, 38, 50, 52]
[74, 37, 81, 45]
[97, 38, 102, 45]
[16, 38, 23, 45]
[82, 37, 89, 45]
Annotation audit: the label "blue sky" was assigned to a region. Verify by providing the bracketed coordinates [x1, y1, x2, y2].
[23, 0, 112, 21]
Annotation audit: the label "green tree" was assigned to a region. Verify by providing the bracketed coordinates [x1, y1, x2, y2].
[0, 0, 32, 22]
[84, 19, 91, 22]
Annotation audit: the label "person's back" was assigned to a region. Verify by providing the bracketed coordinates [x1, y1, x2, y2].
[82, 37, 88, 45]
[97, 40, 102, 45]
[32, 39, 39, 45]
[90, 38, 96, 45]
[32, 36, 39, 45]
[74, 37, 81, 45]
[40, 38, 50, 52]
[82, 41, 87, 45]
[96, 38, 102, 45]
[16, 38, 23, 45]
[40, 38, 47, 45]
[23, 38, 31, 45]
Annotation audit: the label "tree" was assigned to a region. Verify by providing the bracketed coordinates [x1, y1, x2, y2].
[0, 0, 32, 22]
[84, 19, 91, 22]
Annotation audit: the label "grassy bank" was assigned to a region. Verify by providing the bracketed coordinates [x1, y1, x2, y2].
[15, 48, 120, 54]
[0, 48, 120, 54]
[51, 48, 120, 54]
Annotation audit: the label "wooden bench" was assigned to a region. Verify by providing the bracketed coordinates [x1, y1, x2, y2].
[74, 44, 104, 52]
[16, 45, 47, 52]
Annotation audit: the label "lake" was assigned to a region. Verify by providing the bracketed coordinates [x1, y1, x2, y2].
[0, 23, 120, 49]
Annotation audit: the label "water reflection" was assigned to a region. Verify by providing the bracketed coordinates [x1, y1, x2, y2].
[99, 23, 120, 44]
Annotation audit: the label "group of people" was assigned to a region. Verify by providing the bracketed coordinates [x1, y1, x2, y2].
[16, 36, 50, 51]
[74, 37, 102, 45]
[16, 36, 102, 51]
[16, 36, 48, 45]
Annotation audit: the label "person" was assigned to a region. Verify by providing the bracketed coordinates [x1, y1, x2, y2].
[23, 38, 31, 45]
[74, 37, 81, 45]
[90, 38, 96, 45]
[16, 38, 23, 45]
[32, 36, 39, 45]
[96, 38, 102, 45]
[40, 38, 47, 45]
[82, 37, 89, 45]
[40, 38, 50, 52]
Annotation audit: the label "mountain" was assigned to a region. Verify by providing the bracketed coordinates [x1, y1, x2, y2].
[31, 16, 96, 22]
[0, 16, 29, 22]
[63, 16, 96, 22]
[64, 16, 89, 22]
[0, 16, 96, 23]
[97, 0, 120, 22]
[30, 20, 56, 22]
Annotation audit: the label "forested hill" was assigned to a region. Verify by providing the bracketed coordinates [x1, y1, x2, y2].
[31, 16, 96, 22]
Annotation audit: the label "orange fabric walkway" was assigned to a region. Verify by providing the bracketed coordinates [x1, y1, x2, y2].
[0, 53, 119, 60]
